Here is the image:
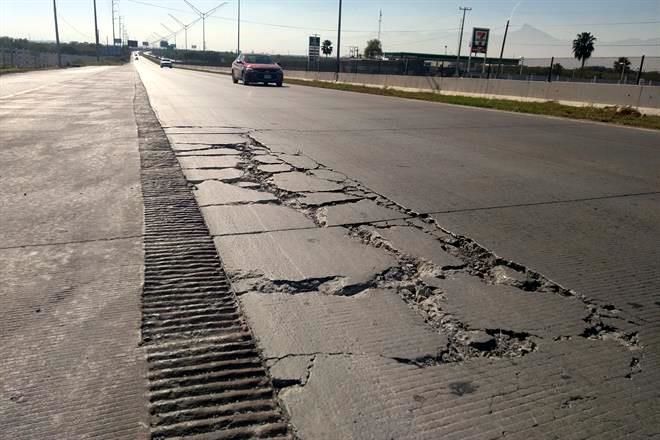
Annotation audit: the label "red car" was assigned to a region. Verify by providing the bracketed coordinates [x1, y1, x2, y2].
[232, 54, 283, 87]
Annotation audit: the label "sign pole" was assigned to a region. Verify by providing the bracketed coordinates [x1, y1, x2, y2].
[93, 0, 100, 61]
[336, 0, 342, 80]
[497, 19, 509, 78]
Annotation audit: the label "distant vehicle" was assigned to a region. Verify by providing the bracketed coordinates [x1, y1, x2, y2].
[232, 54, 283, 86]
[160, 58, 173, 69]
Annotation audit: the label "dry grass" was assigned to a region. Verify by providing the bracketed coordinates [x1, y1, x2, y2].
[285, 78, 660, 130]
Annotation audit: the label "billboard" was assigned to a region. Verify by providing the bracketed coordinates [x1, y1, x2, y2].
[127, 40, 138, 48]
[471, 28, 490, 54]
[160, 40, 169, 48]
[308, 35, 320, 60]
[114, 38, 122, 45]
[142, 41, 149, 47]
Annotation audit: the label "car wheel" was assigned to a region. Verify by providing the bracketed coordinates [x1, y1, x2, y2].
[276, 81, 283, 87]
[232, 72, 238, 84]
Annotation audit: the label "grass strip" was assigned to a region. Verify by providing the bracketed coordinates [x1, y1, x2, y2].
[285, 78, 660, 130]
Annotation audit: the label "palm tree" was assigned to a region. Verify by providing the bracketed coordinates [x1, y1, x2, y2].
[572, 32, 596, 70]
[321, 40, 333, 57]
[613, 56, 631, 81]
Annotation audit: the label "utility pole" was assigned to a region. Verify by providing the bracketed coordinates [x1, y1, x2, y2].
[636, 55, 645, 85]
[111, 0, 118, 45]
[118, 16, 122, 45]
[547, 56, 554, 82]
[456, 6, 471, 76]
[52, 0, 61, 67]
[237, 0, 241, 54]
[336, 0, 342, 80]
[93, 0, 100, 61]
[378, 9, 382, 41]
[496, 19, 509, 78]
[184, 0, 228, 51]
[169, 15, 190, 50]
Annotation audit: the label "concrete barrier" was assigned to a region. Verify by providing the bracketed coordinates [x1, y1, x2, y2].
[171, 65, 660, 113]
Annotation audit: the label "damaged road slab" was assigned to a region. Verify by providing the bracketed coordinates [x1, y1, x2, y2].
[182, 167, 243, 182]
[270, 171, 344, 193]
[322, 199, 409, 226]
[365, 224, 464, 268]
[194, 180, 278, 206]
[166, 132, 247, 144]
[436, 273, 589, 338]
[240, 289, 447, 360]
[214, 226, 397, 293]
[177, 155, 241, 169]
[201, 204, 315, 236]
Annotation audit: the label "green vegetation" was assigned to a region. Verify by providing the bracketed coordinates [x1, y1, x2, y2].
[285, 78, 660, 130]
[364, 39, 383, 59]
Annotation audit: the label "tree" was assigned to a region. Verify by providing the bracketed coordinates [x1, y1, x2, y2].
[613, 56, 631, 80]
[572, 32, 596, 70]
[321, 39, 333, 57]
[554, 63, 564, 77]
[364, 39, 383, 59]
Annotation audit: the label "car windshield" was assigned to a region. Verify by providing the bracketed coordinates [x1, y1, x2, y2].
[243, 55, 273, 64]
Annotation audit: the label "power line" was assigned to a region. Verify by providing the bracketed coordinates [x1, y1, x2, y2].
[59, 16, 94, 41]
[510, 43, 660, 47]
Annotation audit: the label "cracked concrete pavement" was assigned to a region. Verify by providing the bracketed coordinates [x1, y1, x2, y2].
[135, 61, 660, 438]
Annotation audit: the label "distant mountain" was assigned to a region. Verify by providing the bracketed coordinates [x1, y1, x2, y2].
[494, 24, 659, 59]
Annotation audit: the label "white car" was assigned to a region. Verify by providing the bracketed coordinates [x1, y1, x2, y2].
[160, 58, 173, 68]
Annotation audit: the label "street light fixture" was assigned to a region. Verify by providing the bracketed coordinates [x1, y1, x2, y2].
[169, 14, 192, 50]
[161, 23, 177, 47]
[183, 0, 228, 51]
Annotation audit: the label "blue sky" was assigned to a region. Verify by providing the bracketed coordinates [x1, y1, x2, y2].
[1, 0, 658, 57]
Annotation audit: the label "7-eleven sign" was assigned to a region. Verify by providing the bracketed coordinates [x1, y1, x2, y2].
[471, 28, 490, 54]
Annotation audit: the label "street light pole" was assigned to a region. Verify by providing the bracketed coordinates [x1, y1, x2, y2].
[184, 0, 228, 52]
[456, 6, 471, 76]
[237, 0, 241, 54]
[52, 0, 61, 67]
[93, 0, 100, 61]
[162, 23, 176, 47]
[336, 0, 342, 80]
[169, 14, 190, 50]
